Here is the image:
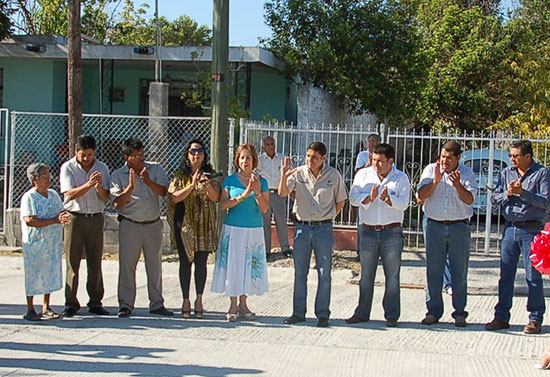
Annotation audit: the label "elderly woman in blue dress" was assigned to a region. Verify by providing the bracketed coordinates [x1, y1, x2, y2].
[211, 144, 270, 321]
[20, 163, 71, 321]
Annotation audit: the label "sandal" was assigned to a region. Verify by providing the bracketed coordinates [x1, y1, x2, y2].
[238, 308, 256, 320]
[40, 308, 60, 320]
[181, 300, 191, 319]
[226, 312, 238, 322]
[194, 300, 204, 319]
[23, 309, 41, 322]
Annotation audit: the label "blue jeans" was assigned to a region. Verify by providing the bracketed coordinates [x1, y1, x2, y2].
[422, 216, 452, 291]
[494, 225, 545, 323]
[354, 225, 403, 320]
[425, 219, 470, 319]
[292, 222, 334, 319]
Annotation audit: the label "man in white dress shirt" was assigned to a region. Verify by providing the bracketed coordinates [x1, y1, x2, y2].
[354, 133, 381, 173]
[258, 136, 292, 259]
[417, 141, 477, 327]
[346, 143, 410, 327]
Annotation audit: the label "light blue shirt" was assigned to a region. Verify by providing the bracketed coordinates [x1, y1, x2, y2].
[223, 174, 268, 228]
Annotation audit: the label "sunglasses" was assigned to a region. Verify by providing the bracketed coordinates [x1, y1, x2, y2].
[189, 148, 205, 155]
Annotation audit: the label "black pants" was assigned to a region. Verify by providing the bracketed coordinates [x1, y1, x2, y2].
[173, 202, 208, 300]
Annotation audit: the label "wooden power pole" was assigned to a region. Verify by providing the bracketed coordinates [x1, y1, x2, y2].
[210, 0, 229, 174]
[67, 0, 82, 156]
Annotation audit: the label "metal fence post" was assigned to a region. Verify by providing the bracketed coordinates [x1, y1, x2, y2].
[483, 138, 495, 255]
[228, 118, 235, 175]
[239, 118, 246, 145]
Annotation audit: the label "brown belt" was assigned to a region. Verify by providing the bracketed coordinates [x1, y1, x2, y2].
[362, 222, 401, 231]
[429, 218, 468, 225]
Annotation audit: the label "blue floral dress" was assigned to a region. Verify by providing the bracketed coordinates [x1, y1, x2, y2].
[20, 188, 64, 296]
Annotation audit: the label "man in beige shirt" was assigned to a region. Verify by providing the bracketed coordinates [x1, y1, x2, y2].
[279, 141, 347, 327]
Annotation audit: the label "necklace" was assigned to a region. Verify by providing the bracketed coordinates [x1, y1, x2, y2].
[238, 172, 251, 180]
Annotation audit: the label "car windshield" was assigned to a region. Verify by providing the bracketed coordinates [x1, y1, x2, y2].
[463, 159, 508, 175]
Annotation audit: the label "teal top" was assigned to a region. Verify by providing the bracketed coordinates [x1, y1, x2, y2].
[223, 173, 269, 228]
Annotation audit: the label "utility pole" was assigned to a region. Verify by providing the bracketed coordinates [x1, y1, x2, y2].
[210, 0, 229, 174]
[67, 0, 82, 157]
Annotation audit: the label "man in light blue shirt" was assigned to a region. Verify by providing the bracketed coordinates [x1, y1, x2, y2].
[486, 140, 550, 334]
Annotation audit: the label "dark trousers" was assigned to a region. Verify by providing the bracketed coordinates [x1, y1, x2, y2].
[64, 213, 105, 310]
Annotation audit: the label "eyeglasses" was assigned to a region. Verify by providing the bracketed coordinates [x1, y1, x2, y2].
[508, 153, 523, 159]
[189, 148, 205, 155]
[38, 174, 50, 179]
[129, 151, 145, 159]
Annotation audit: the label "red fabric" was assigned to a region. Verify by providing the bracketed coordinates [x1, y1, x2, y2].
[530, 222, 550, 275]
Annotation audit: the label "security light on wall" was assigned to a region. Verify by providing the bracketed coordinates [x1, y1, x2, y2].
[133, 47, 154, 55]
[25, 44, 46, 53]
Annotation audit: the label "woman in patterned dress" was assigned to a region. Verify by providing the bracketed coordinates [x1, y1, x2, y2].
[168, 139, 220, 318]
[211, 144, 270, 322]
[20, 163, 71, 321]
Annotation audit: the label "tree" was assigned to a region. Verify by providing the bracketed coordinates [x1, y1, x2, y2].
[0, 0, 14, 40]
[263, 0, 425, 123]
[415, 2, 512, 131]
[493, 0, 550, 134]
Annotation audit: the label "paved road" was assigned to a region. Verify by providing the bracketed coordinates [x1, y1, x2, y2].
[1, 253, 549, 377]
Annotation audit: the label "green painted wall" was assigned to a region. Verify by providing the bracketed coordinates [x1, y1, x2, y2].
[249, 68, 287, 122]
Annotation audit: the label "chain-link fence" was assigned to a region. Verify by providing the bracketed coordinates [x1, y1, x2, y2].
[9, 112, 214, 212]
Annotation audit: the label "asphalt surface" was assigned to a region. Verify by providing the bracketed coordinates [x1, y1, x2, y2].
[1, 252, 550, 377]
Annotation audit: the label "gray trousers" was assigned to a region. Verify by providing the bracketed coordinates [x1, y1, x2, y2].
[262, 191, 290, 253]
[118, 219, 164, 311]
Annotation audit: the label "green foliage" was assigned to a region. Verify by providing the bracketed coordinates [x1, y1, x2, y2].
[263, 0, 426, 123]
[8, 0, 212, 46]
[416, 3, 511, 131]
[0, 0, 14, 40]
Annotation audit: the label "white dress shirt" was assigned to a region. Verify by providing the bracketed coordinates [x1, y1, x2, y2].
[258, 152, 285, 189]
[350, 166, 411, 226]
[418, 162, 477, 221]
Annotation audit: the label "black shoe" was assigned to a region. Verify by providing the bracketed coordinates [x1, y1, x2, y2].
[317, 317, 330, 327]
[283, 249, 293, 258]
[117, 307, 131, 318]
[89, 306, 110, 316]
[61, 307, 79, 318]
[345, 315, 368, 324]
[283, 315, 305, 324]
[386, 318, 398, 327]
[150, 306, 174, 316]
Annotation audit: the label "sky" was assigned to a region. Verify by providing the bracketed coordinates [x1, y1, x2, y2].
[141, 0, 518, 47]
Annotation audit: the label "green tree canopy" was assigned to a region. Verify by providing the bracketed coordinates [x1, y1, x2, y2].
[263, 0, 426, 123]
[0, 0, 13, 40]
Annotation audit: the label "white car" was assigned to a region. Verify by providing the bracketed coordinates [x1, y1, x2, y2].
[461, 149, 511, 214]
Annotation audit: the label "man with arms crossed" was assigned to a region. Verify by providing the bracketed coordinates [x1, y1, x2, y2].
[346, 143, 410, 327]
[486, 140, 550, 334]
[60, 134, 110, 317]
[258, 136, 292, 259]
[279, 141, 347, 328]
[417, 141, 477, 327]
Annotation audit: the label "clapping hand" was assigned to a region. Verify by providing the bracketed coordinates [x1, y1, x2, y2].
[449, 170, 461, 188]
[369, 184, 380, 202]
[508, 180, 523, 196]
[281, 157, 297, 179]
[139, 167, 151, 185]
[128, 168, 136, 190]
[191, 169, 201, 188]
[89, 171, 102, 189]
[250, 173, 261, 195]
[434, 162, 443, 184]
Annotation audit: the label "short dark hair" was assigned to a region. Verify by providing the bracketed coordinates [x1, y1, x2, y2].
[442, 141, 462, 157]
[373, 143, 395, 160]
[75, 134, 97, 151]
[122, 138, 144, 156]
[510, 139, 533, 157]
[368, 134, 381, 143]
[307, 141, 327, 156]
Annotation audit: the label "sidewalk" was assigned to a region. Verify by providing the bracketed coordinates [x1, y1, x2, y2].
[0, 253, 549, 377]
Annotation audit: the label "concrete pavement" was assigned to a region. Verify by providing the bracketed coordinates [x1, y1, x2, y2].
[1, 253, 550, 377]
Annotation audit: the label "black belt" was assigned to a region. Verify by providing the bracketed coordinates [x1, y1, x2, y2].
[429, 218, 469, 225]
[269, 189, 278, 194]
[118, 215, 160, 225]
[296, 219, 332, 226]
[507, 220, 542, 229]
[68, 211, 102, 218]
[363, 222, 401, 231]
